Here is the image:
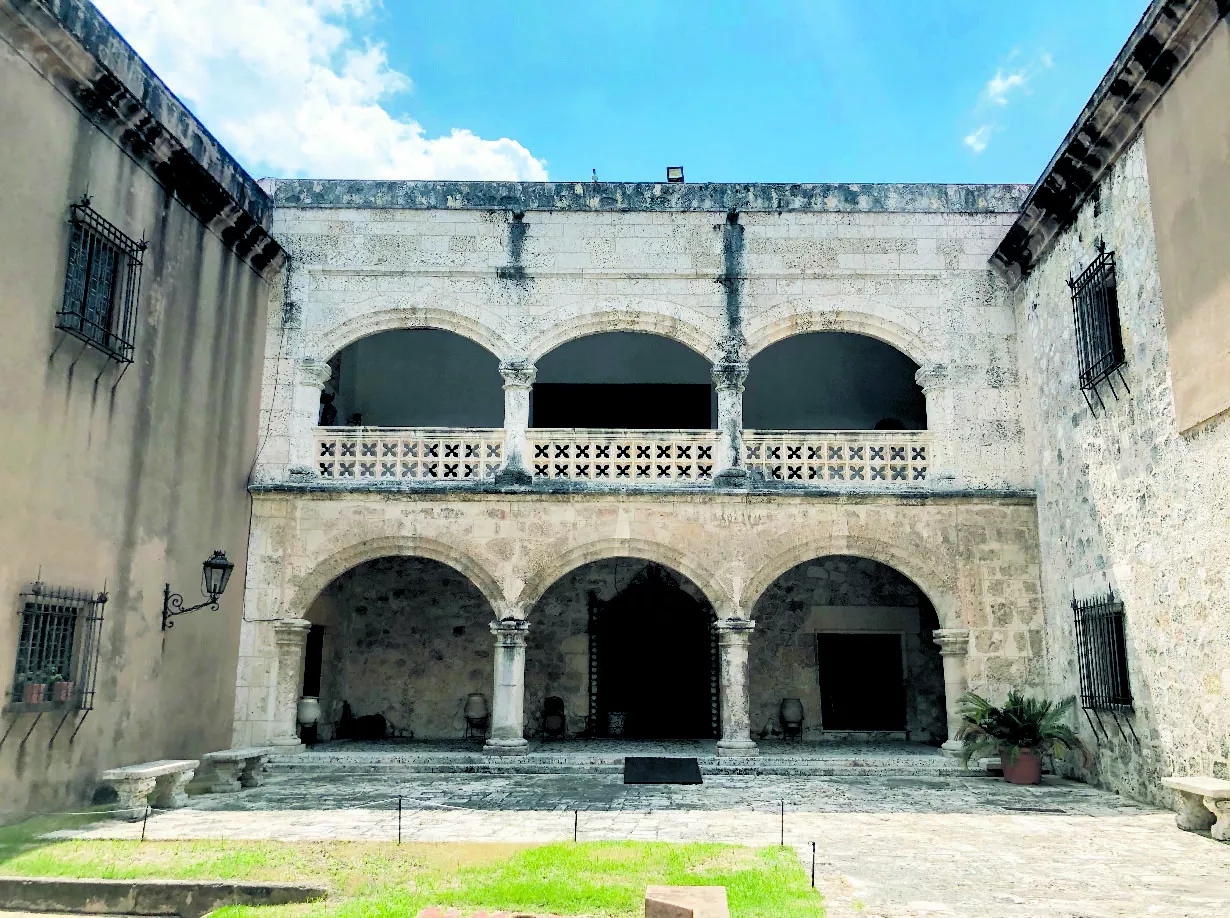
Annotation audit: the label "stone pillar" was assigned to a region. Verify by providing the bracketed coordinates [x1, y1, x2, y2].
[289, 357, 332, 476]
[484, 618, 531, 756]
[933, 628, 971, 756]
[712, 360, 749, 485]
[496, 360, 536, 486]
[269, 618, 312, 753]
[914, 362, 965, 486]
[714, 618, 758, 756]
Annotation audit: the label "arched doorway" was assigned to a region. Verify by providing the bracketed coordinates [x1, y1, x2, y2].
[749, 555, 945, 742]
[304, 556, 496, 741]
[526, 559, 718, 740]
[745, 332, 927, 430]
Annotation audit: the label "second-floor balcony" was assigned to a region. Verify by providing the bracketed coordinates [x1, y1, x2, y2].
[313, 427, 931, 488]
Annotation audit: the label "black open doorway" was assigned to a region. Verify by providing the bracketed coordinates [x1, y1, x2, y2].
[588, 564, 717, 739]
[817, 633, 907, 731]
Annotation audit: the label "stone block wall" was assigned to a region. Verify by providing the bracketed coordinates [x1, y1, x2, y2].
[1013, 137, 1230, 802]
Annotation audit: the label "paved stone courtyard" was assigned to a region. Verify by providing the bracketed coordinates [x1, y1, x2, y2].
[54, 748, 1230, 918]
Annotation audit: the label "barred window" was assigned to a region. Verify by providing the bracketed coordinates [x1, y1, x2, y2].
[1068, 241, 1126, 407]
[10, 583, 106, 710]
[1072, 591, 1132, 712]
[57, 196, 145, 364]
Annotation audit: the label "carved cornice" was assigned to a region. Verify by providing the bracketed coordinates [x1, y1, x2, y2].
[991, 0, 1229, 284]
[0, 0, 284, 277]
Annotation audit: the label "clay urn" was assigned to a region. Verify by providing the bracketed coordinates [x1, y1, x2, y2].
[464, 693, 489, 722]
[296, 695, 322, 726]
[779, 697, 805, 729]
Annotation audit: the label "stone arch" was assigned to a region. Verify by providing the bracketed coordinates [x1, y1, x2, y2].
[527, 306, 719, 364]
[285, 534, 506, 620]
[306, 305, 513, 364]
[516, 538, 732, 615]
[743, 307, 936, 367]
[741, 533, 958, 629]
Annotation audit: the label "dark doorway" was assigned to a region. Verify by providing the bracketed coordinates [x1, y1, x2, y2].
[532, 383, 711, 429]
[589, 564, 717, 739]
[817, 633, 907, 731]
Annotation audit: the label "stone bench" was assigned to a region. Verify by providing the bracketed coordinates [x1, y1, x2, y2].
[645, 886, 728, 918]
[1162, 775, 1230, 841]
[201, 747, 271, 793]
[99, 759, 198, 819]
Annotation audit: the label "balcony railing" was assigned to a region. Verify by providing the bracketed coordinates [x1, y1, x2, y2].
[528, 429, 718, 482]
[311, 428, 932, 486]
[744, 430, 929, 484]
[316, 427, 503, 480]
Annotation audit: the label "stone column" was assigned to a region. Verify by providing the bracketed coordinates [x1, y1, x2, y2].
[933, 628, 971, 756]
[496, 360, 536, 486]
[269, 618, 312, 753]
[914, 362, 964, 486]
[289, 357, 332, 477]
[714, 618, 758, 756]
[484, 618, 531, 756]
[712, 360, 749, 485]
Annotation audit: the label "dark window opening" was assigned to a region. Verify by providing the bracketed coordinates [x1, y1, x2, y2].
[532, 333, 714, 430]
[1073, 591, 1132, 712]
[1069, 242, 1127, 409]
[10, 582, 106, 710]
[745, 333, 926, 430]
[57, 196, 145, 364]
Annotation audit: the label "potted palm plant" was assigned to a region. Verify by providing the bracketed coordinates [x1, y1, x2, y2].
[956, 690, 1088, 785]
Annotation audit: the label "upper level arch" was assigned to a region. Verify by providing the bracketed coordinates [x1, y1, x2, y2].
[527, 304, 719, 365]
[305, 304, 513, 366]
[743, 307, 936, 368]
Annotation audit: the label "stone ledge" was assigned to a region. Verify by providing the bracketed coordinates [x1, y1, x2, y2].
[267, 179, 1030, 214]
[0, 877, 326, 918]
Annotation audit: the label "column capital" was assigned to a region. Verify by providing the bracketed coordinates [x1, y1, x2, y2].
[297, 358, 332, 390]
[273, 618, 312, 642]
[490, 617, 531, 644]
[499, 360, 536, 390]
[714, 617, 755, 636]
[712, 360, 749, 392]
[932, 627, 970, 656]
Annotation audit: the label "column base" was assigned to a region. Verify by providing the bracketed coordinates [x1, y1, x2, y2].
[268, 736, 306, 755]
[483, 738, 530, 756]
[940, 738, 965, 758]
[713, 468, 752, 488]
[716, 739, 759, 757]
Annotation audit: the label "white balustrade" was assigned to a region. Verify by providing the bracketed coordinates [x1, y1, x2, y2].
[315, 428, 503, 481]
[526, 430, 719, 482]
[743, 431, 931, 485]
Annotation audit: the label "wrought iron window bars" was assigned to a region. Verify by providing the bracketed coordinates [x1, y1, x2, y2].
[2, 582, 106, 748]
[1072, 589, 1137, 744]
[1068, 240, 1128, 413]
[57, 195, 146, 364]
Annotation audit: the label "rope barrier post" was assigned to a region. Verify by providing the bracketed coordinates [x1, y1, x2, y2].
[140, 806, 149, 842]
[573, 809, 578, 843]
[811, 841, 815, 888]
[780, 800, 784, 847]
[397, 795, 402, 845]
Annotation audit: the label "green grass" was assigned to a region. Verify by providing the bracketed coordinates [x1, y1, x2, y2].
[0, 821, 823, 918]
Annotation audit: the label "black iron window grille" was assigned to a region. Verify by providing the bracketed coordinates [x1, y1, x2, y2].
[57, 195, 146, 363]
[1072, 589, 1136, 743]
[1068, 240, 1127, 412]
[9, 582, 106, 712]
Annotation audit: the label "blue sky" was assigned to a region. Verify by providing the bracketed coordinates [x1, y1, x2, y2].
[95, 0, 1148, 184]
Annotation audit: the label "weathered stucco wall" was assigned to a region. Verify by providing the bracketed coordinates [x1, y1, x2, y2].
[234, 490, 1042, 747]
[0, 2, 275, 815]
[1013, 137, 1230, 803]
[749, 557, 945, 742]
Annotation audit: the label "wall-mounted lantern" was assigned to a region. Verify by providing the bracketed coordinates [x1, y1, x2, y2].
[162, 550, 235, 631]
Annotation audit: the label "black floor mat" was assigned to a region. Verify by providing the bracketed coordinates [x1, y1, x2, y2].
[623, 756, 703, 784]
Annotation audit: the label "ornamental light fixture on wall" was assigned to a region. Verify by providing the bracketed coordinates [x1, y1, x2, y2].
[162, 550, 235, 631]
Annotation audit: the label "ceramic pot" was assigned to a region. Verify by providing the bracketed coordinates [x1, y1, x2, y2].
[22, 682, 46, 704]
[779, 698, 805, 728]
[464, 693, 489, 722]
[52, 681, 74, 703]
[297, 696, 322, 726]
[1001, 748, 1042, 785]
[607, 711, 627, 736]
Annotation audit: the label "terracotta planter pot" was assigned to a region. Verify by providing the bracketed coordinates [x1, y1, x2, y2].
[1001, 748, 1043, 785]
[22, 683, 46, 704]
[52, 681, 74, 703]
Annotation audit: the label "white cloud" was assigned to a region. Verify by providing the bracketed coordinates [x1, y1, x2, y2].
[983, 69, 1028, 106]
[964, 124, 993, 155]
[91, 0, 548, 180]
